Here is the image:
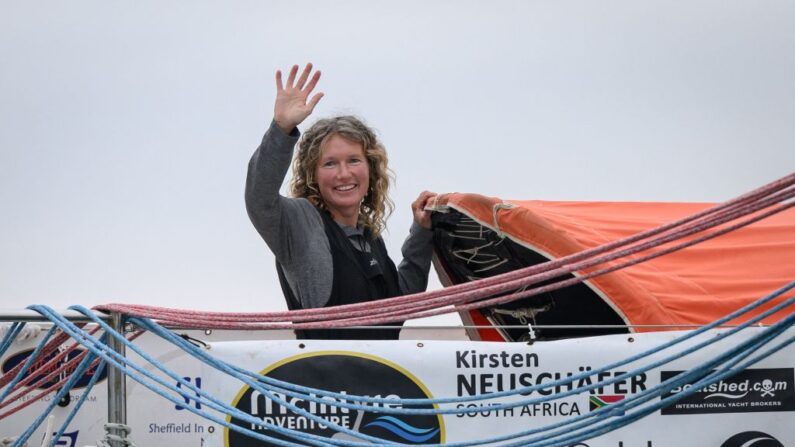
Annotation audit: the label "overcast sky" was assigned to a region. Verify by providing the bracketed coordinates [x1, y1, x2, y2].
[1, 1, 793, 314]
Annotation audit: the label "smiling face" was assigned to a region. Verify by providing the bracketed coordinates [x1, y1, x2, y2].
[291, 115, 393, 236]
[315, 134, 370, 226]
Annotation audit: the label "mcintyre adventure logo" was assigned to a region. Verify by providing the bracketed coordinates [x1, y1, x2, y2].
[225, 352, 444, 446]
[660, 368, 795, 415]
[1, 348, 107, 390]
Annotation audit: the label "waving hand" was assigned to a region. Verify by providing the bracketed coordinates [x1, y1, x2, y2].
[273, 63, 324, 133]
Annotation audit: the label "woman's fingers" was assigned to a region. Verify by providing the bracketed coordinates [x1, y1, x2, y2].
[415, 191, 437, 208]
[412, 191, 437, 229]
[304, 70, 322, 95]
[308, 92, 325, 110]
[285, 64, 299, 89]
[295, 63, 313, 89]
[280, 64, 320, 97]
[273, 64, 323, 132]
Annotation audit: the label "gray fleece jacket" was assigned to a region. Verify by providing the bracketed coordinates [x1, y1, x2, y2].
[245, 121, 434, 309]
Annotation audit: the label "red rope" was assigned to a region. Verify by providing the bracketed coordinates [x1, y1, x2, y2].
[0, 326, 102, 410]
[0, 329, 73, 389]
[0, 329, 144, 419]
[95, 172, 795, 329]
[106, 193, 795, 330]
[318, 200, 795, 328]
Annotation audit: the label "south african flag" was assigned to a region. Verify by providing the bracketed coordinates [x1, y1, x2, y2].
[589, 395, 626, 415]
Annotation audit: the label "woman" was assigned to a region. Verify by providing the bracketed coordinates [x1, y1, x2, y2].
[245, 63, 436, 340]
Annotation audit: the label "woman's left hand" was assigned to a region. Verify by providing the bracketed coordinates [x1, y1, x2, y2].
[411, 191, 437, 229]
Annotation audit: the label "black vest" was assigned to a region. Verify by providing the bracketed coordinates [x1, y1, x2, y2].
[276, 211, 403, 339]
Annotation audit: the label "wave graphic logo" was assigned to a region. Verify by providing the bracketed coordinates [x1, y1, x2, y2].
[364, 416, 440, 443]
[705, 391, 748, 400]
[227, 352, 444, 446]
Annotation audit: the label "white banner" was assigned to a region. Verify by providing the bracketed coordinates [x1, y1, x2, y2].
[0, 328, 792, 447]
[202, 329, 794, 447]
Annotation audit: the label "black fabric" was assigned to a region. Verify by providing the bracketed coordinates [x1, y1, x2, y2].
[277, 211, 403, 340]
[432, 210, 627, 341]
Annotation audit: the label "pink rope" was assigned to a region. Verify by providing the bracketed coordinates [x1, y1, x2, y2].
[0, 329, 144, 419]
[317, 200, 795, 328]
[0, 326, 102, 410]
[98, 171, 795, 322]
[115, 193, 794, 330]
[99, 176, 794, 328]
[0, 350, 93, 419]
[102, 178, 793, 326]
[106, 194, 795, 330]
[95, 172, 795, 329]
[0, 330, 73, 389]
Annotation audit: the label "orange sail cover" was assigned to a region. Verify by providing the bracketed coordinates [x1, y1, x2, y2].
[431, 194, 795, 334]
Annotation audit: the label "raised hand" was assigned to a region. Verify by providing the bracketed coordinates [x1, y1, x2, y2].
[273, 63, 324, 133]
[411, 191, 437, 229]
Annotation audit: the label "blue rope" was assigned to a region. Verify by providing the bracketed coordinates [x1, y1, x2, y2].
[126, 281, 795, 414]
[126, 303, 788, 447]
[16, 280, 793, 447]
[441, 313, 795, 447]
[28, 302, 792, 447]
[29, 305, 373, 447]
[0, 325, 58, 403]
[28, 306, 330, 447]
[99, 294, 793, 447]
[125, 286, 794, 447]
[524, 319, 795, 447]
[64, 306, 399, 447]
[0, 322, 25, 358]
[498, 316, 795, 447]
[129, 280, 795, 409]
[13, 346, 99, 447]
[45, 282, 784, 447]
[51, 355, 108, 447]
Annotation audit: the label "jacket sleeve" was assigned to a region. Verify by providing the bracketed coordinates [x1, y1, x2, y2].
[397, 222, 435, 295]
[245, 121, 335, 309]
[245, 120, 302, 260]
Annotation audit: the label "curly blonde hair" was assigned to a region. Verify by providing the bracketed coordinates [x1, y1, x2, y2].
[289, 116, 394, 237]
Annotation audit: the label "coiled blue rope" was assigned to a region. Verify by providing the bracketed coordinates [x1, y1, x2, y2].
[43, 305, 795, 447]
[28, 305, 371, 447]
[128, 280, 795, 409]
[14, 280, 793, 447]
[123, 281, 795, 416]
[82, 288, 795, 446]
[62, 280, 795, 446]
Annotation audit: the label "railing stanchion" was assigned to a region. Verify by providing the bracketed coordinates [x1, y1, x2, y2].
[106, 311, 127, 446]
